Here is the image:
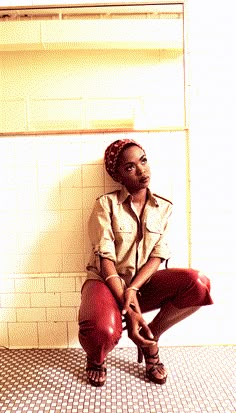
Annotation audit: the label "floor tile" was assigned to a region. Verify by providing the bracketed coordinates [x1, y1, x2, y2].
[0, 346, 235, 413]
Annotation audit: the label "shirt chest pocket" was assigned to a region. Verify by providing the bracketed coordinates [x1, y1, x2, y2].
[112, 218, 133, 245]
[112, 218, 133, 234]
[145, 217, 163, 241]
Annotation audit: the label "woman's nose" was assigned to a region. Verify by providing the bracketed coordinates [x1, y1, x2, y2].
[136, 165, 145, 175]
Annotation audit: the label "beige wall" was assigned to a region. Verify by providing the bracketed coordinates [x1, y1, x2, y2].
[0, 10, 189, 348]
[0, 48, 184, 132]
[0, 131, 188, 348]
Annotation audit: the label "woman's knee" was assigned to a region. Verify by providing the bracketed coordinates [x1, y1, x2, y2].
[79, 317, 122, 348]
[185, 268, 211, 291]
[180, 268, 213, 307]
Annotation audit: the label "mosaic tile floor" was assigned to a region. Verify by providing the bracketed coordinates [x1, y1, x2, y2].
[0, 346, 235, 413]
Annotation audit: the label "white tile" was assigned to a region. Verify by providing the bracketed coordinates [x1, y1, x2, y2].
[0, 253, 18, 273]
[38, 210, 61, 232]
[61, 209, 83, 232]
[15, 277, 45, 293]
[8, 322, 38, 348]
[45, 277, 75, 293]
[60, 165, 82, 188]
[41, 253, 63, 273]
[16, 187, 38, 211]
[0, 189, 17, 211]
[81, 140, 104, 164]
[61, 292, 81, 307]
[17, 210, 39, 233]
[82, 187, 104, 209]
[0, 231, 17, 254]
[38, 322, 68, 348]
[30, 292, 60, 308]
[46, 307, 77, 322]
[17, 307, 46, 322]
[15, 253, 41, 273]
[38, 187, 61, 211]
[0, 164, 16, 189]
[1, 293, 30, 308]
[38, 164, 60, 188]
[17, 232, 40, 255]
[61, 231, 84, 254]
[68, 321, 80, 348]
[59, 141, 82, 165]
[82, 164, 104, 187]
[40, 231, 62, 254]
[0, 277, 15, 293]
[0, 323, 9, 348]
[75, 276, 87, 292]
[62, 254, 85, 273]
[15, 165, 37, 188]
[60, 187, 83, 210]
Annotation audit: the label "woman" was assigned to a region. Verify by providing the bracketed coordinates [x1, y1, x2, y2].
[79, 138, 213, 387]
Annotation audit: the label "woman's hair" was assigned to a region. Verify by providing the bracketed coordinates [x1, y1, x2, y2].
[104, 139, 144, 182]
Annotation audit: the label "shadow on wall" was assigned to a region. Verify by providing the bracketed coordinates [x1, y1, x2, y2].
[23, 168, 87, 276]
[22, 161, 119, 276]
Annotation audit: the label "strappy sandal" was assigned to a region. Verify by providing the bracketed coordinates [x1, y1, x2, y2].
[86, 359, 107, 387]
[138, 346, 167, 385]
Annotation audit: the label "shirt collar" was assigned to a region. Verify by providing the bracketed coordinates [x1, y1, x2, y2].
[117, 186, 159, 206]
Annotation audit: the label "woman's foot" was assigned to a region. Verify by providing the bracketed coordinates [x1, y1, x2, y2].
[86, 359, 107, 387]
[138, 343, 167, 385]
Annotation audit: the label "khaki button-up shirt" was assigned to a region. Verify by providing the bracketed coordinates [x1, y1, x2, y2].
[86, 186, 172, 287]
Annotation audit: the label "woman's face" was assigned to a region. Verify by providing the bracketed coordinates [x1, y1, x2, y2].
[116, 145, 151, 192]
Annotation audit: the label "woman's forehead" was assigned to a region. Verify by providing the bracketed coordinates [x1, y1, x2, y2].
[120, 145, 145, 162]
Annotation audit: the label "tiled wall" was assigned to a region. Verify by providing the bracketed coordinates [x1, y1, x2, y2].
[0, 131, 188, 348]
[0, 1, 235, 349]
[0, 48, 184, 133]
[0, 7, 188, 347]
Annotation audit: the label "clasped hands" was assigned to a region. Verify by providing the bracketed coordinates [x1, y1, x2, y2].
[122, 288, 156, 348]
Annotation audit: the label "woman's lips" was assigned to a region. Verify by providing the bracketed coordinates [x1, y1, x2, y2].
[139, 176, 149, 184]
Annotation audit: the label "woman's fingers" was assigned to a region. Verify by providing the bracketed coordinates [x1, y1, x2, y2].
[124, 310, 156, 347]
[132, 328, 156, 347]
[139, 319, 154, 341]
[122, 290, 141, 315]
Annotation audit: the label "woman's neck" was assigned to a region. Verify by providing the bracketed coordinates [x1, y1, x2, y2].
[128, 188, 148, 204]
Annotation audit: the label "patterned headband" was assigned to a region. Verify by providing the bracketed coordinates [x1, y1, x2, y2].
[104, 139, 144, 182]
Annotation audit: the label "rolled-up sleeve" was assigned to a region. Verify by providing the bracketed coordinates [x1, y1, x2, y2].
[150, 204, 172, 261]
[88, 197, 116, 263]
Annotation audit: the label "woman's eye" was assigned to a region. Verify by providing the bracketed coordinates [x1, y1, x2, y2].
[125, 164, 135, 172]
[141, 157, 147, 164]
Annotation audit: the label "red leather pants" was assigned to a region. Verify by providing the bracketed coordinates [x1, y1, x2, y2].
[78, 268, 213, 364]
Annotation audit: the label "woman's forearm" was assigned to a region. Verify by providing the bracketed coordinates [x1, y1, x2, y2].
[130, 257, 162, 290]
[100, 257, 125, 308]
[100, 256, 162, 307]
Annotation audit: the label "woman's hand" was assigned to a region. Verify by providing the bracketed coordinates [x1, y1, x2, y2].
[122, 289, 156, 348]
[124, 307, 156, 348]
[122, 288, 142, 316]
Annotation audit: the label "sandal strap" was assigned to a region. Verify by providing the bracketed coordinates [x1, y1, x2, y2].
[148, 362, 165, 371]
[142, 349, 160, 363]
[86, 359, 107, 373]
[137, 342, 159, 363]
[86, 365, 107, 373]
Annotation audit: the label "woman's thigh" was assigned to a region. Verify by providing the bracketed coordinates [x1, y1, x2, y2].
[139, 268, 213, 313]
[79, 279, 122, 331]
